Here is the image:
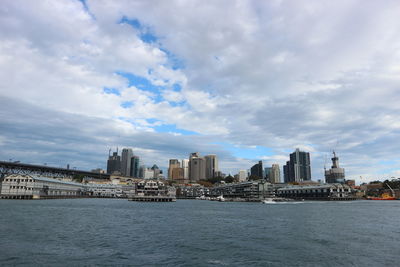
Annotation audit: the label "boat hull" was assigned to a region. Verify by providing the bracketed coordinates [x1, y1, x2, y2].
[369, 197, 397, 200]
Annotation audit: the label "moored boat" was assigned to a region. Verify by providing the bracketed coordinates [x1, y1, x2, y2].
[368, 193, 397, 200]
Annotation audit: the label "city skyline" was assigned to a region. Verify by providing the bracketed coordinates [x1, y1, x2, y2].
[1, 1, 400, 183]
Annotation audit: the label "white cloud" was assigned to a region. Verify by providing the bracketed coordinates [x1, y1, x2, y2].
[1, 0, 400, 183]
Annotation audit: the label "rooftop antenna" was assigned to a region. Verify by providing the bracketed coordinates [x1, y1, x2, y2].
[334, 140, 339, 154]
[109, 148, 111, 157]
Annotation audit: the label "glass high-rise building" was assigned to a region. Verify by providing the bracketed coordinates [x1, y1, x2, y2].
[284, 148, 311, 183]
[205, 154, 218, 179]
[107, 150, 121, 174]
[130, 156, 140, 178]
[121, 148, 133, 177]
[250, 161, 263, 179]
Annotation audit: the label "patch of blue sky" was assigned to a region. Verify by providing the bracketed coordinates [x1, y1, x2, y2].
[159, 48, 185, 70]
[154, 124, 199, 135]
[140, 32, 158, 43]
[172, 83, 182, 91]
[119, 16, 141, 29]
[378, 160, 397, 165]
[377, 167, 400, 175]
[121, 101, 133, 108]
[146, 118, 160, 124]
[103, 87, 121, 96]
[118, 16, 184, 69]
[215, 142, 273, 160]
[116, 71, 164, 102]
[78, 0, 95, 20]
[168, 101, 186, 108]
[118, 16, 158, 44]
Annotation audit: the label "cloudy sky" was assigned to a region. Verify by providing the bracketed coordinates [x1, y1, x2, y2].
[1, 0, 400, 183]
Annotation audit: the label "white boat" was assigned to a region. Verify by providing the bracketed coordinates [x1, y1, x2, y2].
[216, 195, 225, 202]
[262, 198, 275, 204]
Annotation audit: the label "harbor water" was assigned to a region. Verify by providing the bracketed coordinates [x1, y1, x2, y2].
[1, 199, 399, 266]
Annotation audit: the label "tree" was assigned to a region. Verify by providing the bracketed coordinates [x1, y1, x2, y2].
[248, 175, 261, 181]
[198, 180, 213, 187]
[224, 175, 234, 183]
[206, 176, 224, 184]
[72, 174, 85, 183]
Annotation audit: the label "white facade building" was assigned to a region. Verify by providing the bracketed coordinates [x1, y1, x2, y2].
[270, 164, 281, 183]
[0, 174, 84, 199]
[181, 159, 189, 179]
[143, 168, 154, 179]
[238, 170, 247, 182]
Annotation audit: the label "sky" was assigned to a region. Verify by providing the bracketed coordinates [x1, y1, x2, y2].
[1, 0, 400, 183]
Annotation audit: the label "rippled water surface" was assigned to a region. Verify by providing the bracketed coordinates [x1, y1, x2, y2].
[1, 199, 399, 266]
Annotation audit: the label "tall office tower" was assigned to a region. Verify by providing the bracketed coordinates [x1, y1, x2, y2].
[264, 167, 272, 181]
[205, 154, 218, 179]
[171, 168, 184, 180]
[283, 161, 291, 183]
[250, 161, 263, 179]
[168, 159, 181, 179]
[189, 152, 205, 182]
[138, 165, 146, 178]
[325, 151, 345, 183]
[107, 149, 121, 174]
[238, 170, 247, 182]
[121, 148, 133, 177]
[284, 148, 311, 182]
[270, 164, 281, 183]
[181, 159, 189, 179]
[130, 156, 140, 177]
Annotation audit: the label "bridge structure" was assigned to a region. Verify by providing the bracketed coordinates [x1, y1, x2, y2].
[0, 161, 110, 180]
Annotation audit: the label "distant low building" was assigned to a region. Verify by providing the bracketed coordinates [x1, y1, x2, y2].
[277, 183, 355, 200]
[176, 184, 209, 199]
[209, 181, 275, 200]
[128, 180, 176, 202]
[91, 168, 106, 174]
[0, 174, 85, 199]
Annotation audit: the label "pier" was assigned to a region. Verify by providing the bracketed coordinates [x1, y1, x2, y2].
[128, 196, 176, 202]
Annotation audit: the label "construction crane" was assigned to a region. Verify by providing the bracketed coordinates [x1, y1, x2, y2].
[386, 183, 396, 198]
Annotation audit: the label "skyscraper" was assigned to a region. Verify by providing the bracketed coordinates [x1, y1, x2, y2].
[189, 152, 205, 182]
[250, 161, 263, 179]
[238, 170, 247, 182]
[121, 148, 133, 177]
[205, 154, 218, 179]
[130, 156, 140, 177]
[270, 164, 281, 183]
[107, 149, 121, 174]
[171, 168, 184, 180]
[168, 159, 180, 179]
[181, 159, 189, 180]
[283, 148, 311, 183]
[264, 167, 272, 181]
[325, 151, 345, 183]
